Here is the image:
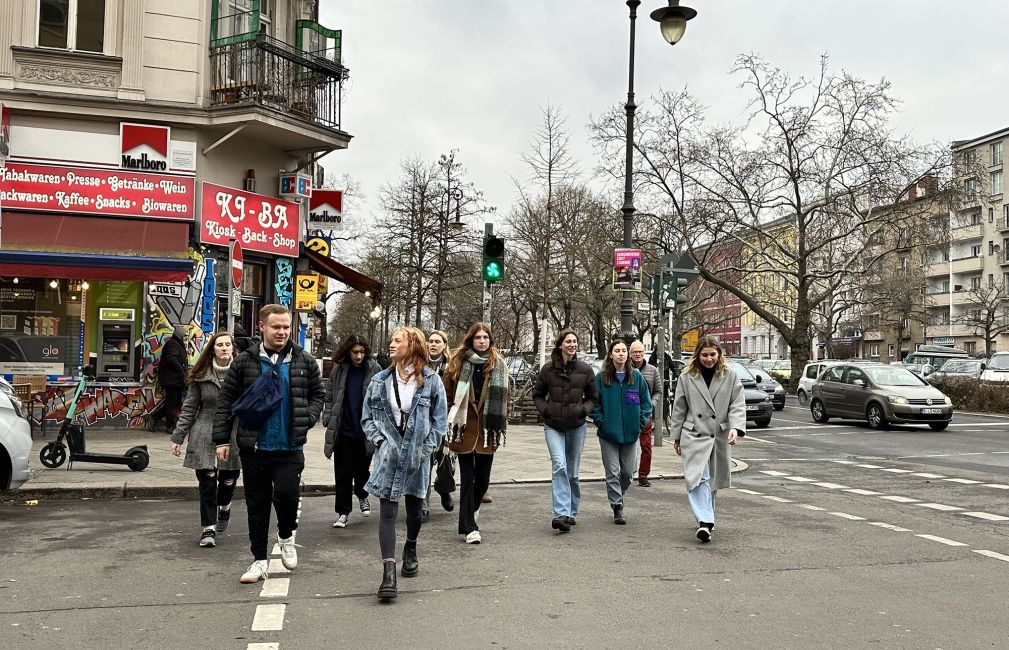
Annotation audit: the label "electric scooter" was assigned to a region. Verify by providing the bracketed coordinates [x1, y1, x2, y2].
[38, 365, 150, 472]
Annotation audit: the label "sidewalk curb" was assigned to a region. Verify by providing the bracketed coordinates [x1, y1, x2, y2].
[8, 460, 749, 503]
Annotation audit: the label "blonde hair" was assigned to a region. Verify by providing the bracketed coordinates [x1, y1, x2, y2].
[687, 335, 729, 376]
[392, 326, 429, 386]
[428, 329, 453, 363]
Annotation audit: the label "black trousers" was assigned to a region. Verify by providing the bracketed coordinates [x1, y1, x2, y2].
[379, 496, 423, 560]
[196, 468, 240, 527]
[457, 452, 494, 535]
[152, 385, 185, 428]
[240, 449, 303, 561]
[333, 435, 371, 515]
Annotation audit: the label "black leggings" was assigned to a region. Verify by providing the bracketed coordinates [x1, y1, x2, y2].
[379, 496, 423, 560]
[196, 468, 240, 527]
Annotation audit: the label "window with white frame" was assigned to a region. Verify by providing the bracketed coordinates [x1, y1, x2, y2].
[887, 344, 895, 358]
[993, 170, 1004, 196]
[972, 244, 982, 257]
[971, 276, 982, 290]
[990, 207, 995, 223]
[965, 341, 977, 355]
[869, 344, 880, 357]
[993, 142, 1003, 166]
[38, 0, 106, 52]
[970, 210, 982, 225]
[966, 178, 978, 196]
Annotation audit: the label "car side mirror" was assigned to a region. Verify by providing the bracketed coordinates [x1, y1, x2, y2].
[754, 374, 764, 383]
[852, 379, 866, 387]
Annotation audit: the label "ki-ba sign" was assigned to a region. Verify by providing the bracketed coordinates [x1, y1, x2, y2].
[0, 162, 195, 220]
[200, 182, 300, 257]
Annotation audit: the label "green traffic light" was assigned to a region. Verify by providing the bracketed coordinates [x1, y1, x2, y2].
[484, 261, 503, 281]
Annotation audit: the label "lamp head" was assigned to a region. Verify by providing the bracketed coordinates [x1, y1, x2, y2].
[649, 0, 697, 45]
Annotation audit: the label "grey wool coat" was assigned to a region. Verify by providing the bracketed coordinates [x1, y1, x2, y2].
[669, 368, 746, 492]
[171, 370, 240, 471]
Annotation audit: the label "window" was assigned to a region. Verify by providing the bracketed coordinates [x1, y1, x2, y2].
[941, 279, 950, 292]
[970, 211, 982, 225]
[965, 341, 977, 355]
[1004, 204, 1009, 229]
[942, 248, 950, 262]
[989, 274, 995, 289]
[869, 344, 880, 357]
[845, 367, 868, 385]
[965, 178, 978, 195]
[822, 366, 845, 382]
[990, 207, 995, 223]
[888, 344, 895, 358]
[971, 244, 981, 257]
[964, 150, 978, 168]
[993, 171, 1004, 196]
[805, 364, 819, 379]
[990, 241, 997, 256]
[38, 0, 105, 52]
[993, 142, 1003, 166]
[971, 276, 982, 290]
[1004, 273, 1009, 290]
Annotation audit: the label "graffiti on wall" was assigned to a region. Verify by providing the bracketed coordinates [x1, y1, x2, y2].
[29, 384, 157, 429]
[275, 258, 293, 308]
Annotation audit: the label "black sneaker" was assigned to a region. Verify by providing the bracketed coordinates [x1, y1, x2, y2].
[564, 516, 577, 527]
[199, 528, 217, 547]
[612, 504, 626, 525]
[215, 507, 231, 533]
[551, 517, 571, 533]
[638, 477, 652, 487]
[440, 493, 455, 512]
[696, 526, 711, 543]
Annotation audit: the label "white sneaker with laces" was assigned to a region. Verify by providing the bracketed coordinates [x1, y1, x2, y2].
[279, 534, 298, 570]
[359, 496, 371, 517]
[240, 560, 269, 584]
[465, 530, 482, 544]
[333, 514, 349, 528]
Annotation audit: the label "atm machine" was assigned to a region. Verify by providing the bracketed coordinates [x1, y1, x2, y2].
[96, 308, 136, 378]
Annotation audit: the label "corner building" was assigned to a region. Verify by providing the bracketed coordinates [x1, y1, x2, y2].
[0, 0, 351, 429]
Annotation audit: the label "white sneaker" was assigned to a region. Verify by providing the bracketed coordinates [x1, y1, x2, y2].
[240, 560, 269, 584]
[332, 514, 349, 528]
[279, 534, 298, 570]
[474, 509, 480, 523]
[465, 531, 482, 544]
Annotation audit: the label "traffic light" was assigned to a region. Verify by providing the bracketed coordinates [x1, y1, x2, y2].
[483, 235, 505, 283]
[656, 271, 691, 311]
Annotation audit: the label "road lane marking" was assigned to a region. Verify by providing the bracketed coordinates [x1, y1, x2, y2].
[912, 473, 946, 478]
[985, 484, 1009, 489]
[857, 464, 883, 469]
[916, 503, 962, 511]
[784, 476, 816, 482]
[267, 559, 291, 575]
[247, 644, 280, 650]
[973, 550, 1009, 562]
[944, 478, 982, 484]
[880, 496, 919, 503]
[763, 495, 793, 502]
[830, 512, 866, 520]
[734, 489, 764, 495]
[745, 436, 776, 444]
[881, 468, 914, 473]
[960, 512, 1009, 522]
[947, 423, 1009, 427]
[870, 522, 913, 532]
[915, 534, 967, 547]
[260, 578, 290, 598]
[831, 460, 857, 464]
[798, 504, 827, 511]
[813, 482, 849, 489]
[844, 489, 882, 495]
[759, 470, 790, 476]
[251, 604, 286, 631]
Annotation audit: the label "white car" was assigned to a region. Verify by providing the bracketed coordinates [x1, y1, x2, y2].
[797, 361, 845, 405]
[980, 352, 1009, 382]
[0, 389, 32, 491]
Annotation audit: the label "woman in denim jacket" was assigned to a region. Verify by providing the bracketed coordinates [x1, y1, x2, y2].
[363, 326, 448, 602]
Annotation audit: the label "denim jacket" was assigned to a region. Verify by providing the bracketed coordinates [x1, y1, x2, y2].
[363, 367, 448, 500]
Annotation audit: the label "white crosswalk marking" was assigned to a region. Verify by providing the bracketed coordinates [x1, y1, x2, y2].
[798, 504, 827, 511]
[759, 470, 790, 476]
[985, 484, 1009, 490]
[916, 534, 968, 547]
[912, 473, 945, 478]
[870, 522, 913, 532]
[763, 495, 793, 503]
[960, 512, 1009, 522]
[880, 496, 919, 503]
[831, 460, 857, 464]
[247, 644, 280, 650]
[973, 550, 1009, 562]
[916, 503, 962, 511]
[734, 488, 763, 495]
[813, 482, 849, 489]
[251, 604, 286, 631]
[844, 489, 882, 495]
[944, 478, 981, 484]
[784, 476, 816, 482]
[857, 464, 883, 469]
[830, 512, 866, 520]
[881, 468, 913, 473]
[260, 578, 290, 598]
[268, 558, 291, 574]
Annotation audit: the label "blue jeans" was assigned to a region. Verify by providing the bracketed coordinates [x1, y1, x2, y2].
[688, 462, 715, 525]
[544, 424, 587, 519]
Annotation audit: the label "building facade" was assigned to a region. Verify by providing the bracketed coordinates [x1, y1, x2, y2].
[0, 0, 352, 428]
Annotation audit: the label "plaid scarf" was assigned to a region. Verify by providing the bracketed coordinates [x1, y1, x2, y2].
[448, 351, 509, 447]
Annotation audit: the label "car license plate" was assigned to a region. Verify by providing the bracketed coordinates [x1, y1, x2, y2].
[921, 408, 943, 414]
[746, 405, 759, 411]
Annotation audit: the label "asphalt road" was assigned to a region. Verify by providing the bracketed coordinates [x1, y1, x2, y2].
[2, 399, 1008, 649]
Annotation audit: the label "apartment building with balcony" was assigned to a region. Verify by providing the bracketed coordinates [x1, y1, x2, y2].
[0, 0, 358, 428]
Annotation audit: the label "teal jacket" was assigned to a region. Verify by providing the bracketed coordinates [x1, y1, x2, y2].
[589, 369, 652, 444]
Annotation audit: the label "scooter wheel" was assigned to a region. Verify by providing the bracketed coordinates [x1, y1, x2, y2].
[40, 443, 67, 469]
[127, 449, 150, 472]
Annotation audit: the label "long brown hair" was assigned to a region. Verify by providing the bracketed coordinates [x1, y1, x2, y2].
[335, 334, 371, 364]
[444, 322, 501, 381]
[550, 328, 578, 365]
[187, 331, 234, 384]
[687, 335, 729, 376]
[600, 338, 630, 387]
[391, 326, 429, 386]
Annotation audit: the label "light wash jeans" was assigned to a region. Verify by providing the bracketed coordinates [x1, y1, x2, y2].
[544, 424, 587, 519]
[688, 462, 715, 525]
[598, 438, 637, 507]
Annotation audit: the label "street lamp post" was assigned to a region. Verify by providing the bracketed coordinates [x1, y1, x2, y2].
[617, 0, 697, 342]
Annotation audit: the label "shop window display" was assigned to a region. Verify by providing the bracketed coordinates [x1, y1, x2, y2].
[0, 278, 83, 378]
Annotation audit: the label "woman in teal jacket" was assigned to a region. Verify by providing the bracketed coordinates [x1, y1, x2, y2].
[589, 339, 652, 525]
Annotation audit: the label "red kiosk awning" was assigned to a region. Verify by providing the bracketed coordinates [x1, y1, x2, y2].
[302, 244, 382, 304]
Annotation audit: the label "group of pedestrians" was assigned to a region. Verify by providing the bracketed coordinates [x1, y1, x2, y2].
[165, 305, 745, 600]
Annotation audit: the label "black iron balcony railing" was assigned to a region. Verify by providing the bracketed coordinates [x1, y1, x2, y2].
[208, 33, 349, 130]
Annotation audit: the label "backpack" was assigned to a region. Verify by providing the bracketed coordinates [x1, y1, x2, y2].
[231, 354, 283, 429]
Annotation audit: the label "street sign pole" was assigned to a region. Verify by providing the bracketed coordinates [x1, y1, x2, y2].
[653, 265, 665, 446]
[228, 239, 244, 334]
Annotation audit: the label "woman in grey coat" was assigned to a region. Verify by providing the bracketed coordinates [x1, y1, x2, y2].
[669, 335, 745, 543]
[171, 331, 241, 548]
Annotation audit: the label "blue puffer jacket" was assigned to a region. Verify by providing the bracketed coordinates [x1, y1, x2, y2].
[589, 369, 653, 445]
[363, 367, 448, 500]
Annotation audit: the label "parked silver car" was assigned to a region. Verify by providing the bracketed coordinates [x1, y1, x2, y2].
[809, 363, 953, 431]
[0, 389, 32, 491]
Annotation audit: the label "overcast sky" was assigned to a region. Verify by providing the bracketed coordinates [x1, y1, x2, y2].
[319, 0, 1009, 229]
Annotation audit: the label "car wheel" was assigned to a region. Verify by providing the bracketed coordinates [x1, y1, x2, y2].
[928, 421, 949, 432]
[797, 390, 809, 406]
[866, 403, 889, 430]
[753, 418, 770, 428]
[810, 399, 829, 423]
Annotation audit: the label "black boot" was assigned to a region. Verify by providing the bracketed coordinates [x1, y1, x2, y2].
[401, 540, 419, 577]
[377, 560, 397, 601]
[612, 503, 626, 525]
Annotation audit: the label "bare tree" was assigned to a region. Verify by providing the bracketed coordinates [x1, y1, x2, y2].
[953, 279, 1009, 357]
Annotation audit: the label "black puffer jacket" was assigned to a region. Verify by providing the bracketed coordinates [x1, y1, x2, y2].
[532, 352, 598, 431]
[212, 341, 326, 451]
[158, 334, 188, 388]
